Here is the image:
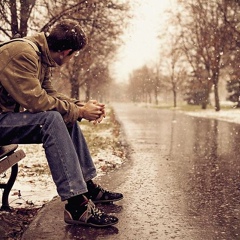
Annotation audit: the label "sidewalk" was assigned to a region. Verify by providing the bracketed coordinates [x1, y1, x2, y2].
[21, 169, 126, 240]
[21, 104, 129, 239]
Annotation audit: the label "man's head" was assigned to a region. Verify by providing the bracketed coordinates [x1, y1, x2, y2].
[46, 19, 87, 65]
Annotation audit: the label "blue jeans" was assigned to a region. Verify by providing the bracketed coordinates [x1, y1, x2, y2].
[0, 111, 97, 201]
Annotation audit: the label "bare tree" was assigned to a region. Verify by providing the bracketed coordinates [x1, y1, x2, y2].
[177, 0, 236, 111]
[128, 68, 145, 102]
[128, 65, 160, 104]
[39, 0, 128, 100]
[0, 0, 129, 101]
[0, 0, 36, 38]
[152, 62, 162, 105]
[157, 28, 186, 108]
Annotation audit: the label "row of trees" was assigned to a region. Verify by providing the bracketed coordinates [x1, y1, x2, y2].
[0, 0, 129, 101]
[2, 1, 239, 108]
[127, 0, 240, 110]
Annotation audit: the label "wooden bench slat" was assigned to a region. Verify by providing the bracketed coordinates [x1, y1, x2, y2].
[0, 150, 25, 174]
[0, 145, 26, 210]
[0, 144, 18, 159]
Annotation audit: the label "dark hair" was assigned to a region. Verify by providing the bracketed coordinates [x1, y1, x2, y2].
[46, 19, 87, 52]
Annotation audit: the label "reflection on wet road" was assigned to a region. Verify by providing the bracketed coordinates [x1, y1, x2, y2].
[174, 114, 240, 239]
[107, 103, 240, 240]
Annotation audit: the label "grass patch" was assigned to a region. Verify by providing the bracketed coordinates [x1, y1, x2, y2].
[145, 102, 238, 112]
[79, 107, 123, 157]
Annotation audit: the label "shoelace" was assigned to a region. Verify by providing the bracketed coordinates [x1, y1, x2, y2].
[96, 184, 109, 194]
[86, 200, 103, 220]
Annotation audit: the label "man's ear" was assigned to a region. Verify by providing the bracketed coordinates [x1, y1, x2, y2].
[62, 49, 72, 57]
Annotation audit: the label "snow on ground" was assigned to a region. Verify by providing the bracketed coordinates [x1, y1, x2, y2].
[183, 108, 240, 124]
[5, 144, 124, 209]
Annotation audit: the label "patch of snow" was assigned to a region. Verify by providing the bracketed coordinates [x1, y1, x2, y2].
[184, 108, 240, 124]
[0, 123, 125, 209]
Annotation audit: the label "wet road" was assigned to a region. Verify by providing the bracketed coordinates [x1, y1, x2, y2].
[100, 103, 240, 239]
[22, 103, 240, 240]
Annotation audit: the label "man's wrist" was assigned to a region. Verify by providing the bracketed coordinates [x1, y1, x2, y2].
[78, 107, 85, 119]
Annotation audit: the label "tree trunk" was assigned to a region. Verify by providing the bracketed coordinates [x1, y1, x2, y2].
[201, 88, 209, 109]
[173, 90, 177, 108]
[213, 71, 220, 111]
[85, 84, 91, 102]
[9, 0, 18, 37]
[154, 89, 158, 105]
[201, 78, 214, 110]
[148, 92, 152, 104]
[214, 83, 220, 111]
[70, 77, 80, 99]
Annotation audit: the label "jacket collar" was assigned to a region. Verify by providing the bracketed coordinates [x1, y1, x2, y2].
[26, 32, 57, 67]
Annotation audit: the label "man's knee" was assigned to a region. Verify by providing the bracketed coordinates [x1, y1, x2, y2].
[45, 111, 62, 119]
[42, 111, 65, 125]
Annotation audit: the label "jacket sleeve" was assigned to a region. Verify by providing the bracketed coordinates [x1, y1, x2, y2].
[0, 44, 80, 124]
[41, 69, 84, 107]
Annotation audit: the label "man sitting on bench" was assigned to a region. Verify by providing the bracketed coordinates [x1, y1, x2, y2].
[0, 19, 123, 228]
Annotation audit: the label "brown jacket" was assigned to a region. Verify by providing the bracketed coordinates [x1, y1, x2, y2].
[0, 32, 82, 124]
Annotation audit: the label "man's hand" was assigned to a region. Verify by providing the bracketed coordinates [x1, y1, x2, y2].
[92, 104, 106, 124]
[78, 100, 106, 123]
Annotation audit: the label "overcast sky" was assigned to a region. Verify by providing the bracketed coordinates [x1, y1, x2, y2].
[111, 0, 176, 83]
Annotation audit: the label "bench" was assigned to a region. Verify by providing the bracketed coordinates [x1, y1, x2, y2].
[0, 144, 26, 210]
